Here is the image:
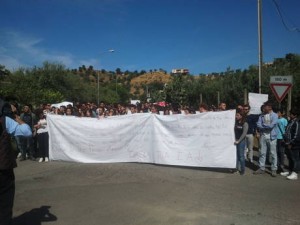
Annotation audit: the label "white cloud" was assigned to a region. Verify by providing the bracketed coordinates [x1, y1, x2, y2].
[0, 30, 99, 70]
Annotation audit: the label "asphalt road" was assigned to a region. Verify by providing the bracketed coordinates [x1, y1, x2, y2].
[12, 159, 300, 225]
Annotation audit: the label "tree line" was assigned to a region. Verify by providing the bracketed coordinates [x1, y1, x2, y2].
[0, 53, 299, 110]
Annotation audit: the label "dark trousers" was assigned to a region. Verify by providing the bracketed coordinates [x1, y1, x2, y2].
[21, 136, 34, 159]
[0, 169, 15, 225]
[277, 139, 285, 171]
[286, 147, 300, 173]
[37, 132, 49, 158]
[14, 136, 22, 155]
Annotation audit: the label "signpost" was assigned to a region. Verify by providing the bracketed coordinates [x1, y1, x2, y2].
[270, 76, 293, 114]
[270, 76, 293, 102]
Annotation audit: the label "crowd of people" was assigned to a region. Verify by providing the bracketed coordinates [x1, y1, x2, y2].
[38, 101, 225, 117]
[4, 101, 226, 164]
[1, 97, 300, 224]
[234, 102, 300, 180]
[5, 100, 300, 180]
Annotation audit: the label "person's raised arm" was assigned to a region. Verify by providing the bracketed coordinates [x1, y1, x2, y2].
[6, 116, 32, 137]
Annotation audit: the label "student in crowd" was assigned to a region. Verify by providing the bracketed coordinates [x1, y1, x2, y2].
[243, 104, 259, 163]
[58, 106, 66, 115]
[130, 105, 137, 114]
[199, 103, 209, 113]
[164, 108, 170, 115]
[237, 104, 244, 111]
[218, 102, 227, 111]
[10, 103, 23, 159]
[254, 101, 278, 177]
[20, 104, 37, 161]
[151, 106, 159, 114]
[108, 108, 115, 117]
[35, 111, 49, 163]
[65, 108, 73, 116]
[276, 109, 288, 173]
[85, 109, 93, 117]
[280, 109, 300, 180]
[234, 109, 249, 175]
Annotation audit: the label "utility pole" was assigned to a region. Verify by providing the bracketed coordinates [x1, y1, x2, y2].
[244, 89, 248, 104]
[199, 93, 202, 105]
[97, 49, 115, 106]
[97, 71, 100, 106]
[258, 0, 263, 94]
[287, 89, 292, 116]
[115, 74, 118, 95]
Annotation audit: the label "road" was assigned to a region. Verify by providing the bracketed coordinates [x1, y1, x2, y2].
[12, 159, 300, 225]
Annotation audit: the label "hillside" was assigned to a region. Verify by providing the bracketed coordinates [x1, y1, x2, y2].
[130, 71, 172, 95]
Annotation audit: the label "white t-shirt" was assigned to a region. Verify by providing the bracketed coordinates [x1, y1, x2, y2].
[37, 118, 48, 134]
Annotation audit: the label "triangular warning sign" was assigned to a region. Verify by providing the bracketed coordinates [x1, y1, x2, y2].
[270, 83, 292, 103]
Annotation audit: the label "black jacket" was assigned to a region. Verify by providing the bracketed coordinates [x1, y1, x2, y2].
[285, 118, 300, 150]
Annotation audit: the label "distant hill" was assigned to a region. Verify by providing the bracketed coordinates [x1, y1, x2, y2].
[130, 71, 171, 95]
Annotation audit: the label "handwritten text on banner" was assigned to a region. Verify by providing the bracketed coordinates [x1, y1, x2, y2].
[48, 110, 236, 168]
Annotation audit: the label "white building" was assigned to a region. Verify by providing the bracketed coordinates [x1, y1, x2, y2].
[171, 68, 189, 74]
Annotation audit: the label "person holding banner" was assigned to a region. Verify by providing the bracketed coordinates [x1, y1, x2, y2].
[254, 102, 278, 177]
[234, 110, 249, 175]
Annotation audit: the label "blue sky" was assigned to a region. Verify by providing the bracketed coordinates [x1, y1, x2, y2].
[0, 0, 299, 74]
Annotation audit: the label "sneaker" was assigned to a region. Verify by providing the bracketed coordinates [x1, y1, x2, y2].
[17, 153, 22, 158]
[271, 170, 277, 177]
[287, 172, 298, 180]
[253, 169, 265, 175]
[280, 171, 290, 177]
[38, 158, 44, 163]
[45, 157, 49, 162]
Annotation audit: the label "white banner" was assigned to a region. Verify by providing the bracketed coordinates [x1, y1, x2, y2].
[51, 101, 73, 108]
[248, 92, 268, 115]
[48, 111, 236, 168]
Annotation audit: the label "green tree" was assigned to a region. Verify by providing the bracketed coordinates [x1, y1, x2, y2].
[165, 75, 187, 106]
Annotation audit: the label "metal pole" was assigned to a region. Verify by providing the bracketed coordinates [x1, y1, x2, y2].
[146, 86, 149, 97]
[200, 93, 202, 104]
[97, 72, 99, 106]
[97, 49, 115, 106]
[287, 89, 292, 116]
[258, 0, 263, 94]
[115, 74, 117, 95]
[244, 89, 248, 104]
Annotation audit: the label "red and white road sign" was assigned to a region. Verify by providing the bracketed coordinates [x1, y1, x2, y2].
[270, 76, 293, 103]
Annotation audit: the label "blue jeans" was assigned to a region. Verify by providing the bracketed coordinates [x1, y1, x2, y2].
[259, 134, 277, 171]
[236, 140, 246, 174]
